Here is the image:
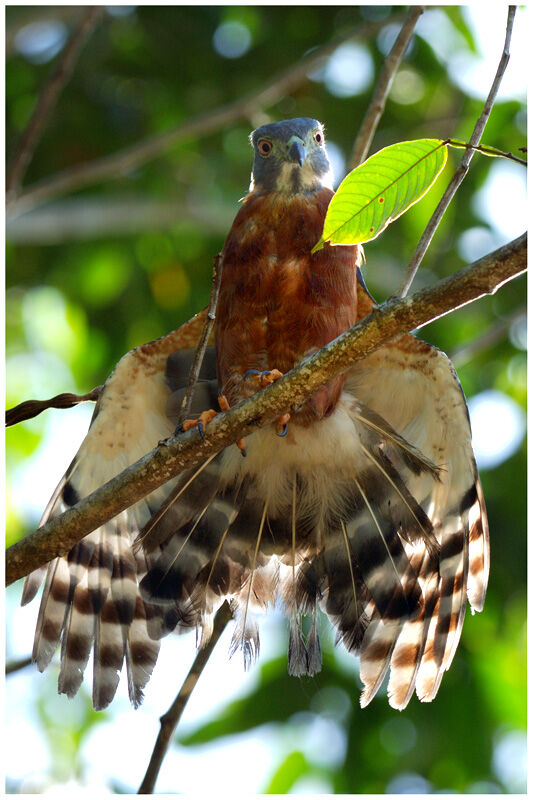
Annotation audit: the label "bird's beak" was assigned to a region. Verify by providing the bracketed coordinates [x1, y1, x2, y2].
[288, 136, 306, 167]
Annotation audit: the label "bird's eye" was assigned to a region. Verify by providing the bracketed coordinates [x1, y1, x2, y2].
[258, 139, 272, 156]
[314, 130, 324, 145]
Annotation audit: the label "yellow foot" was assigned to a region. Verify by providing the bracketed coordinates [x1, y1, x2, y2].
[182, 409, 218, 438]
[243, 369, 290, 437]
[244, 368, 284, 389]
[217, 394, 246, 456]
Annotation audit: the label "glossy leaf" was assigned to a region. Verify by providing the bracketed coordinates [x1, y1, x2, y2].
[312, 139, 448, 251]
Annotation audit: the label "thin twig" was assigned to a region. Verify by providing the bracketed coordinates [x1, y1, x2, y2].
[450, 307, 525, 367]
[6, 6, 103, 199]
[399, 6, 517, 297]
[5, 387, 103, 428]
[6, 655, 33, 675]
[178, 254, 223, 426]
[6, 14, 405, 218]
[447, 139, 527, 167]
[5, 232, 526, 587]
[350, 6, 424, 169]
[138, 601, 234, 794]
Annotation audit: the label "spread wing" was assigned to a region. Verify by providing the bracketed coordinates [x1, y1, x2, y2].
[20, 308, 488, 712]
[20, 314, 216, 710]
[341, 331, 489, 708]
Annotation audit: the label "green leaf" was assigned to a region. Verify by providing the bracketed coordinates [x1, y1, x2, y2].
[312, 139, 448, 251]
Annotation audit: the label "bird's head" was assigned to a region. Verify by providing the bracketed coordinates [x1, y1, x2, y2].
[249, 117, 334, 194]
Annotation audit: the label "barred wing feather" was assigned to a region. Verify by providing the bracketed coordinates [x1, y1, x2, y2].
[345, 333, 489, 708]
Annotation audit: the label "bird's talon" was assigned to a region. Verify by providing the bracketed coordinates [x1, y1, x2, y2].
[276, 412, 291, 437]
[181, 409, 217, 436]
[243, 369, 262, 381]
[260, 368, 283, 387]
[218, 394, 230, 412]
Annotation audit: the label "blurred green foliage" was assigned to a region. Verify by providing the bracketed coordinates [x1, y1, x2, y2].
[5, 5, 526, 795]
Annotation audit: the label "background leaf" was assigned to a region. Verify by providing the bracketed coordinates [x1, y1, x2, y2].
[312, 139, 448, 251]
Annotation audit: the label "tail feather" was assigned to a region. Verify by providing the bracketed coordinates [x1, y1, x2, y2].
[387, 546, 439, 709]
[466, 476, 490, 612]
[359, 616, 399, 707]
[33, 557, 71, 672]
[125, 594, 161, 708]
[57, 568, 95, 698]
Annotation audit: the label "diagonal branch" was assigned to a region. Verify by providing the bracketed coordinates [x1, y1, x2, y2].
[350, 5, 424, 169]
[6, 14, 405, 218]
[6, 6, 103, 199]
[5, 232, 526, 587]
[399, 5, 517, 297]
[137, 600, 234, 794]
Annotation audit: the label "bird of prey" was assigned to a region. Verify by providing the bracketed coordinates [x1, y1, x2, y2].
[21, 118, 489, 711]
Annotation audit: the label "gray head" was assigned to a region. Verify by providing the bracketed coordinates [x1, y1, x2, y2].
[249, 117, 333, 194]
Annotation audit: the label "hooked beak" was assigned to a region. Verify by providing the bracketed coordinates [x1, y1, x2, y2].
[288, 137, 306, 167]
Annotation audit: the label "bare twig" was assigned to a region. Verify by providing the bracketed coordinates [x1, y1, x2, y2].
[350, 6, 424, 169]
[6, 233, 526, 587]
[447, 139, 527, 167]
[6, 656, 33, 675]
[6, 14, 405, 218]
[399, 6, 517, 297]
[6, 6, 103, 199]
[450, 307, 526, 367]
[178, 254, 223, 426]
[138, 601, 234, 794]
[6, 387, 102, 428]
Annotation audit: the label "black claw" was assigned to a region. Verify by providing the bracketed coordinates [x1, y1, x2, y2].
[173, 424, 184, 436]
[276, 423, 289, 438]
[243, 368, 261, 380]
[241, 446, 247, 457]
[197, 423, 205, 441]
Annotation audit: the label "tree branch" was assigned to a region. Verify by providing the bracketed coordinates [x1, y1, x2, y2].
[6, 233, 526, 587]
[6, 6, 103, 199]
[6, 387, 102, 428]
[6, 13, 405, 218]
[137, 601, 234, 794]
[350, 6, 424, 169]
[399, 5, 517, 297]
[6, 656, 33, 675]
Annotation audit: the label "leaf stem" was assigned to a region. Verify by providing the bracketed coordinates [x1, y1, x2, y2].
[446, 138, 527, 166]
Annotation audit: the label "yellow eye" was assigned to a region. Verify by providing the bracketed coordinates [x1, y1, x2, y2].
[258, 139, 273, 156]
[314, 130, 323, 145]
